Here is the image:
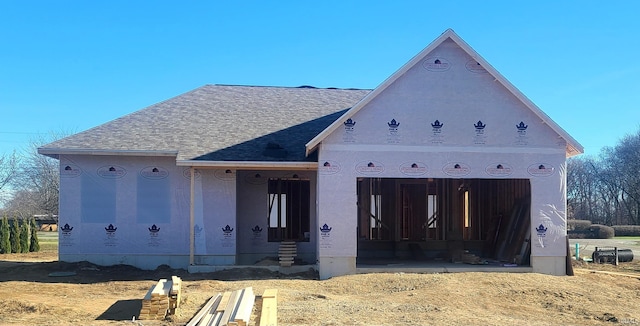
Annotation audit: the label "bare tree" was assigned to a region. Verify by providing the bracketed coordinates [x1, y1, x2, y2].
[6, 131, 68, 220]
[0, 151, 19, 206]
[608, 129, 640, 225]
[568, 126, 640, 226]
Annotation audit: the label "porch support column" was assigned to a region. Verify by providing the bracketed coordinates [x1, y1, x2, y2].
[189, 166, 195, 265]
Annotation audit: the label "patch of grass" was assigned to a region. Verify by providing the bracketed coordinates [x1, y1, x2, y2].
[35, 231, 58, 252]
[39, 242, 57, 252]
[614, 236, 640, 240]
[614, 236, 640, 245]
[37, 231, 58, 241]
[0, 299, 50, 314]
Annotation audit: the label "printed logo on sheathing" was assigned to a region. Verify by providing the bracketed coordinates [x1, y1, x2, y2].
[387, 119, 400, 131]
[222, 225, 234, 234]
[245, 172, 267, 185]
[344, 118, 356, 131]
[194, 224, 203, 236]
[60, 164, 82, 178]
[536, 224, 548, 237]
[182, 168, 202, 180]
[97, 165, 127, 179]
[430, 119, 445, 144]
[387, 118, 401, 144]
[443, 162, 471, 177]
[105, 224, 117, 233]
[104, 224, 118, 247]
[148, 224, 161, 247]
[423, 57, 451, 72]
[140, 166, 169, 179]
[516, 121, 528, 133]
[319, 161, 341, 175]
[343, 118, 357, 143]
[214, 169, 236, 181]
[60, 223, 74, 234]
[528, 163, 555, 177]
[251, 225, 263, 234]
[473, 120, 487, 145]
[320, 223, 332, 234]
[465, 60, 488, 73]
[355, 161, 384, 175]
[431, 119, 444, 131]
[515, 121, 529, 146]
[148, 224, 161, 234]
[400, 162, 428, 176]
[485, 163, 513, 177]
[59, 223, 75, 247]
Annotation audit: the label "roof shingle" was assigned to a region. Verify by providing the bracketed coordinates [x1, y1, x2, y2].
[40, 85, 370, 161]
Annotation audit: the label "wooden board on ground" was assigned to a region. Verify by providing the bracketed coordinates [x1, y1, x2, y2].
[260, 289, 278, 326]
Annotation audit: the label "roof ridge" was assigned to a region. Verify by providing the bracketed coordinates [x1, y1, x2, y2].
[209, 84, 371, 91]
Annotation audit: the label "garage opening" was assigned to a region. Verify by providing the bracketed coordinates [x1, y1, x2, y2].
[356, 178, 531, 265]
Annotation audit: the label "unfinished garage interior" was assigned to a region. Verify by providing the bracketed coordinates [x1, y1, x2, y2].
[356, 178, 531, 265]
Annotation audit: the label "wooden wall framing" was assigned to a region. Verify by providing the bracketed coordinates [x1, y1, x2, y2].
[357, 178, 531, 263]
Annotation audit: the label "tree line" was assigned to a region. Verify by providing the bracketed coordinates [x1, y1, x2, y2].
[0, 132, 62, 222]
[567, 127, 640, 225]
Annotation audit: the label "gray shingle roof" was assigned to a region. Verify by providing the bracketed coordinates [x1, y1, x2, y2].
[40, 85, 370, 162]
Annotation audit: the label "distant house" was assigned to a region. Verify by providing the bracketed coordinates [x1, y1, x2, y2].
[39, 29, 582, 279]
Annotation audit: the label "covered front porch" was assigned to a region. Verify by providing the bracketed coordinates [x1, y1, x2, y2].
[182, 163, 320, 269]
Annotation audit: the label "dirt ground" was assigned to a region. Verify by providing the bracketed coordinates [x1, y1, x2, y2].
[1, 249, 640, 326]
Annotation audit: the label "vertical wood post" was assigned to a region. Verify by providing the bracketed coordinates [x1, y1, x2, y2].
[190, 167, 195, 266]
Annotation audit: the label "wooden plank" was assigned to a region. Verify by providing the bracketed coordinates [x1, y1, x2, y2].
[232, 287, 255, 325]
[260, 289, 278, 326]
[262, 289, 278, 299]
[219, 289, 241, 326]
[168, 276, 182, 315]
[153, 279, 169, 296]
[216, 291, 232, 313]
[142, 284, 156, 301]
[197, 303, 218, 326]
[161, 279, 173, 296]
[171, 276, 182, 293]
[186, 293, 222, 326]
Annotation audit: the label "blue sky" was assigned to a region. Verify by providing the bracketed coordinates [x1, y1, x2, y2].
[1, 1, 639, 157]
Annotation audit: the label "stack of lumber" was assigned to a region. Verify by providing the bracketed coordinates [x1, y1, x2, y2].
[187, 287, 257, 326]
[139, 279, 172, 320]
[138, 276, 183, 320]
[169, 275, 182, 315]
[259, 289, 278, 326]
[278, 241, 297, 267]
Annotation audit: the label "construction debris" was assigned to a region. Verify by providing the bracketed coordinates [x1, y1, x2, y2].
[188, 287, 277, 326]
[138, 276, 183, 320]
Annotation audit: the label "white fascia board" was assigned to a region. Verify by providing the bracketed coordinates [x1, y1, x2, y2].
[176, 160, 318, 170]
